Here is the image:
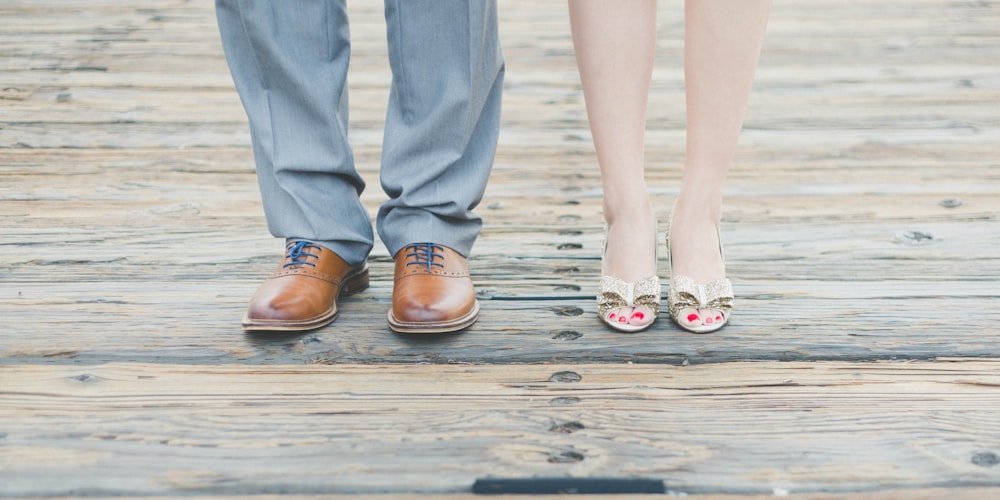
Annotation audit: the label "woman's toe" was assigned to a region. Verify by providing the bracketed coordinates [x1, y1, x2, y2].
[609, 307, 633, 324]
[628, 306, 654, 327]
[707, 309, 725, 325]
[679, 308, 703, 328]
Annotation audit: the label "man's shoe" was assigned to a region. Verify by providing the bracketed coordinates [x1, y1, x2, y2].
[243, 240, 369, 332]
[388, 243, 479, 334]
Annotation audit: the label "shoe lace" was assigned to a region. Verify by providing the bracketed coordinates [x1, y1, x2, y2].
[283, 241, 321, 268]
[405, 243, 444, 272]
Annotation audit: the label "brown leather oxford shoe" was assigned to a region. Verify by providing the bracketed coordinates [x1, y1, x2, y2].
[388, 243, 479, 334]
[243, 241, 369, 331]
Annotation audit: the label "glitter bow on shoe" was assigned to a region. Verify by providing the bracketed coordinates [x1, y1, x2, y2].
[665, 204, 734, 334]
[667, 274, 733, 334]
[599, 275, 661, 318]
[597, 222, 662, 333]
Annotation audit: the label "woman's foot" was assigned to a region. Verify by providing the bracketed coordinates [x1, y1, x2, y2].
[667, 199, 733, 333]
[598, 209, 661, 332]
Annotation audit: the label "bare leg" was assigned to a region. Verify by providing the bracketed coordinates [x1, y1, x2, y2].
[671, 0, 770, 329]
[569, 0, 658, 329]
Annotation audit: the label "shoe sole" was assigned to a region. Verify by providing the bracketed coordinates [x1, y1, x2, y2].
[386, 300, 480, 334]
[600, 314, 658, 334]
[673, 316, 729, 334]
[241, 309, 338, 332]
[241, 266, 370, 332]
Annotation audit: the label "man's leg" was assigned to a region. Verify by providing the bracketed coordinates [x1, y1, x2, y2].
[380, 0, 504, 333]
[378, 0, 504, 257]
[216, 0, 373, 265]
[216, 0, 372, 331]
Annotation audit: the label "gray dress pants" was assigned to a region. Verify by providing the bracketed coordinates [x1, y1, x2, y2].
[215, 0, 504, 266]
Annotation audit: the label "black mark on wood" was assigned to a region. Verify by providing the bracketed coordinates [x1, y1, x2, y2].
[549, 397, 581, 406]
[548, 371, 582, 383]
[551, 330, 582, 341]
[548, 306, 583, 316]
[548, 450, 585, 463]
[972, 452, 999, 467]
[901, 231, 933, 243]
[549, 421, 585, 433]
[473, 477, 665, 495]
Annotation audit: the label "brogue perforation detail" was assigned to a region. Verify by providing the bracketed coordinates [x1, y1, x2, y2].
[270, 266, 344, 285]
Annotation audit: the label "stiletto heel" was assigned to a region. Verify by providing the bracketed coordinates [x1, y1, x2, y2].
[666, 208, 734, 334]
[597, 223, 661, 333]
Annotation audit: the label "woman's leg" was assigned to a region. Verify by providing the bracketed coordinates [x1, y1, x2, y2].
[569, 0, 658, 328]
[671, 0, 770, 329]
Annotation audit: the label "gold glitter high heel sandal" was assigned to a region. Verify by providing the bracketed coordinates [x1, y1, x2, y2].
[666, 215, 734, 334]
[597, 223, 661, 333]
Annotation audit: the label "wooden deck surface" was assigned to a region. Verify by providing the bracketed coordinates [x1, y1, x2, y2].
[2, 0, 999, 497]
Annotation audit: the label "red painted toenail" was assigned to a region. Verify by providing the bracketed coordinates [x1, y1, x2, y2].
[618, 316, 628, 323]
[609, 313, 617, 320]
[715, 315, 722, 321]
[632, 312, 645, 320]
[706, 317, 714, 324]
[687, 313, 700, 322]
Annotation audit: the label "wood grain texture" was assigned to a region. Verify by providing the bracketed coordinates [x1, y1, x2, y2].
[3, 361, 1000, 496]
[1, 0, 999, 497]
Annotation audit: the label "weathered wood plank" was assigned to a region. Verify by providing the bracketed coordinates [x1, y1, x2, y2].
[2, 280, 998, 365]
[2, 211, 997, 365]
[3, 361, 1000, 496]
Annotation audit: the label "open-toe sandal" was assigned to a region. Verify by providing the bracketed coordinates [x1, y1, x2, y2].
[666, 215, 733, 334]
[597, 223, 661, 333]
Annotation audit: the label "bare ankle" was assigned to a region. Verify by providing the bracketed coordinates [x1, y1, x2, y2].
[603, 195, 653, 225]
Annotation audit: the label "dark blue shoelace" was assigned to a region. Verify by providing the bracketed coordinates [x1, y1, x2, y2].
[405, 243, 444, 272]
[283, 241, 321, 268]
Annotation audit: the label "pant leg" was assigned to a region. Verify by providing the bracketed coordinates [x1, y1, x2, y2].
[378, 0, 505, 258]
[215, 0, 374, 266]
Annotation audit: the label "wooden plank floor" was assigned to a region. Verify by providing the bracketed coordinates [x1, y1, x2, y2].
[1, 0, 999, 497]
[4, 361, 1000, 497]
